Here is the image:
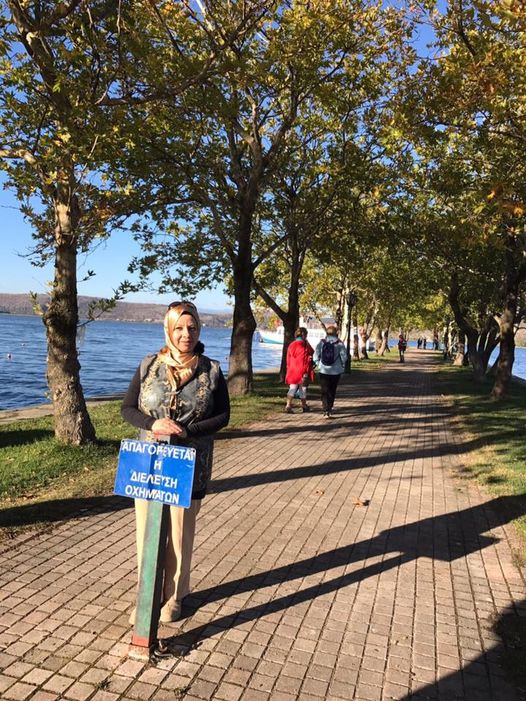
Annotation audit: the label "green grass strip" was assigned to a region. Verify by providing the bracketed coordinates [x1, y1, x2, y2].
[434, 364, 526, 548]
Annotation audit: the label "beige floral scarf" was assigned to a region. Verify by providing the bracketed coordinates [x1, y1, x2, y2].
[158, 303, 200, 394]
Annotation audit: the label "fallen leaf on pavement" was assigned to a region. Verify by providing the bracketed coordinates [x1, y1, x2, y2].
[352, 496, 369, 506]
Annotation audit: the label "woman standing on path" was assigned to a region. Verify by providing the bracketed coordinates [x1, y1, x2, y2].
[398, 333, 407, 363]
[284, 327, 314, 413]
[313, 325, 347, 418]
[121, 301, 230, 624]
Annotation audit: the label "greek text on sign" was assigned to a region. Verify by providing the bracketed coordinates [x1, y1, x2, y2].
[114, 439, 196, 508]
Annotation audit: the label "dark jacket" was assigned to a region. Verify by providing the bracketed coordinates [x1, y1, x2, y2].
[121, 353, 230, 499]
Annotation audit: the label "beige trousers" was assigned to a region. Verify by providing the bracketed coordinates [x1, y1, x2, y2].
[134, 498, 201, 602]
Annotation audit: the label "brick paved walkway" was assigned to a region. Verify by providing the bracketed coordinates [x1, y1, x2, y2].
[0, 351, 525, 701]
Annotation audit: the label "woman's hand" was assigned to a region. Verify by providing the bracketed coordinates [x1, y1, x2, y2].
[151, 418, 188, 439]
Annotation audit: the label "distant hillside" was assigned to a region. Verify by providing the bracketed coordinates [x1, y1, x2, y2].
[0, 293, 231, 327]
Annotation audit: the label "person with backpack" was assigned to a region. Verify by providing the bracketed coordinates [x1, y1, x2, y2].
[284, 327, 314, 413]
[313, 325, 348, 418]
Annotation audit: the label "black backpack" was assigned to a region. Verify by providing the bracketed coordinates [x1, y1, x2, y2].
[321, 340, 337, 365]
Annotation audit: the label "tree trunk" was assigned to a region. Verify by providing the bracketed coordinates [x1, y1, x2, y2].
[335, 288, 345, 334]
[453, 329, 466, 366]
[448, 271, 488, 383]
[341, 288, 351, 348]
[359, 329, 369, 360]
[469, 349, 486, 382]
[352, 310, 359, 361]
[44, 185, 96, 445]
[378, 328, 390, 355]
[492, 320, 514, 399]
[479, 323, 500, 374]
[280, 312, 298, 381]
[228, 254, 256, 396]
[492, 234, 523, 399]
[374, 328, 382, 354]
[442, 319, 451, 358]
[487, 353, 499, 377]
[253, 252, 302, 382]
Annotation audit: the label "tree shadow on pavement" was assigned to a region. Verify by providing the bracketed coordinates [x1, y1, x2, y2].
[0, 495, 132, 530]
[216, 408, 453, 441]
[208, 433, 506, 494]
[397, 601, 526, 701]
[162, 494, 526, 688]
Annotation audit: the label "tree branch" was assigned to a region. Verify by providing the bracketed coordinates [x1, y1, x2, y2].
[253, 276, 285, 320]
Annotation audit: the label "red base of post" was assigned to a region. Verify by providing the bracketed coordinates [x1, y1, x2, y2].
[131, 633, 152, 648]
[128, 642, 153, 662]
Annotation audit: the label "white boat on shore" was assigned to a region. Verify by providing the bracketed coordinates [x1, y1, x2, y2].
[256, 323, 375, 352]
[257, 325, 326, 345]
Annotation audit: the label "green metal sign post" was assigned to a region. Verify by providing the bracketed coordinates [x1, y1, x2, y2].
[128, 501, 169, 660]
[114, 438, 196, 660]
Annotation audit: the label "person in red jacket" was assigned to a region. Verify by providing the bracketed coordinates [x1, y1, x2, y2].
[285, 327, 314, 413]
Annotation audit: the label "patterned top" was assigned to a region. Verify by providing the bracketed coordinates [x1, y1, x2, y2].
[121, 353, 230, 499]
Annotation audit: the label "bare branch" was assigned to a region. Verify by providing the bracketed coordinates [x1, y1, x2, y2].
[455, 0, 477, 58]
[0, 147, 38, 165]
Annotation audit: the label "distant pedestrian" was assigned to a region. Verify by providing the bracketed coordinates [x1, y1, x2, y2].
[398, 334, 407, 363]
[285, 327, 314, 414]
[423, 337, 427, 350]
[417, 337, 422, 349]
[313, 325, 347, 418]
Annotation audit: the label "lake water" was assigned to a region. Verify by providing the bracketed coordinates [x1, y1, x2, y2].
[1, 315, 525, 410]
[0, 315, 284, 410]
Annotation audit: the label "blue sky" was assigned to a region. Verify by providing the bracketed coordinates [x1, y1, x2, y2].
[0, 181, 231, 312]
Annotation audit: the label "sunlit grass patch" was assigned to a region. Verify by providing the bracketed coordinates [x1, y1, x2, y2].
[436, 363, 526, 549]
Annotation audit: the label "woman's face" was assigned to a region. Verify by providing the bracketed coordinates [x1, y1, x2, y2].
[170, 313, 199, 353]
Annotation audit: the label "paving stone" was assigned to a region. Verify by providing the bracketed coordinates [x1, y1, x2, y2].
[61, 661, 90, 678]
[20, 667, 53, 686]
[114, 659, 146, 678]
[329, 679, 357, 699]
[1, 679, 36, 701]
[90, 692, 120, 701]
[274, 675, 303, 695]
[301, 677, 330, 696]
[137, 667, 169, 686]
[126, 680, 157, 699]
[187, 677, 217, 699]
[214, 681, 245, 700]
[106, 676, 133, 695]
[30, 692, 60, 701]
[223, 668, 252, 686]
[3, 661, 34, 679]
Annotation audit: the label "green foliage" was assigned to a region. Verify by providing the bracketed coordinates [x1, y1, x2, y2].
[0, 2, 127, 250]
[396, 0, 526, 333]
[0, 1, 269, 285]
[117, 1, 413, 300]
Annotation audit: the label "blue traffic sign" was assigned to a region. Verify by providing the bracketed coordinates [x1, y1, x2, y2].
[114, 439, 196, 508]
